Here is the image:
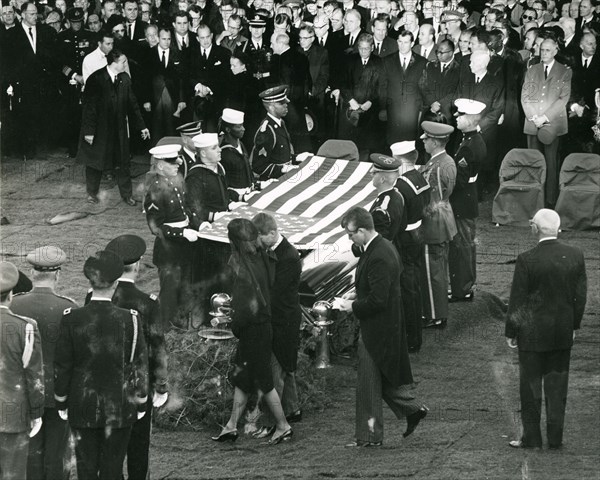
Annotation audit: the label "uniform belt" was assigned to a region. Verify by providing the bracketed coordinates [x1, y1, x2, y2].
[254, 72, 270, 79]
[164, 220, 189, 228]
[468, 174, 478, 183]
[405, 220, 422, 231]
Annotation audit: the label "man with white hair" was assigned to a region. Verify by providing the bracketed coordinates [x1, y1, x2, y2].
[506, 208, 587, 450]
[558, 16, 578, 66]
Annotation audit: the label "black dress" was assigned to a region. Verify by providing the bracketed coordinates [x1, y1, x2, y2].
[229, 250, 275, 393]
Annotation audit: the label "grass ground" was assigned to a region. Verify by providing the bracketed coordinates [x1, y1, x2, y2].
[1, 154, 598, 479]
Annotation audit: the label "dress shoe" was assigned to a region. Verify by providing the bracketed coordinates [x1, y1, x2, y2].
[448, 291, 475, 303]
[423, 318, 447, 329]
[252, 426, 275, 439]
[268, 428, 293, 445]
[404, 406, 428, 438]
[345, 440, 382, 447]
[508, 440, 541, 449]
[87, 195, 99, 204]
[286, 410, 302, 423]
[211, 429, 238, 442]
[123, 197, 137, 206]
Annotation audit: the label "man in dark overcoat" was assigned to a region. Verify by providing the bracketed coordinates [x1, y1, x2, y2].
[337, 207, 428, 447]
[506, 209, 587, 450]
[78, 48, 150, 205]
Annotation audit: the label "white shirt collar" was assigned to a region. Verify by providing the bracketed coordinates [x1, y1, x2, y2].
[202, 45, 212, 56]
[267, 112, 282, 126]
[429, 150, 445, 161]
[363, 233, 377, 252]
[106, 66, 118, 82]
[539, 236, 557, 243]
[90, 296, 112, 301]
[543, 59, 555, 73]
[582, 54, 592, 64]
[118, 277, 135, 283]
[400, 52, 412, 63]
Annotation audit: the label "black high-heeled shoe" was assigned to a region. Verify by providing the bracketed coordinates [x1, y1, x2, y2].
[268, 428, 293, 445]
[211, 429, 238, 442]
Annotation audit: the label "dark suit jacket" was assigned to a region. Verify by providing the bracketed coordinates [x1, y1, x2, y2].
[506, 239, 587, 352]
[270, 47, 311, 106]
[570, 53, 600, 110]
[142, 46, 185, 106]
[379, 52, 427, 142]
[412, 43, 437, 62]
[352, 234, 413, 387]
[188, 43, 231, 109]
[301, 43, 329, 97]
[419, 57, 461, 109]
[270, 236, 302, 372]
[373, 36, 398, 58]
[342, 53, 382, 107]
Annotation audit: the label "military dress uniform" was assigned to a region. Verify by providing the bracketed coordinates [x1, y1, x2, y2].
[393, 142, 430, 352]
[85, 235, 168, 480]
[448, 129, 486, 301]
[58, 8, 95, 157]
[419, 122, 457, 328]
[10, 246, 78, 480]
[244, 20, 273, 90]
[220, 139, 254, 190]
[144, 154, 195, 328]
[252, 114, 295, 180]
[0, 262, 45, 480]
[54, 251, 148, 480]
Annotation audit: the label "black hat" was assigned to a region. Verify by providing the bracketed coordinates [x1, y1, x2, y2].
[83, 250, 124, 284]
[66, 7, 84, 22]
[248, 14, 267, 27]
[105, 235, 146, 265]
[369, 153, 401, 171]
[26, 246, 67, 271]
[259, 85, 290, 103]
[176, 121, 202, 136]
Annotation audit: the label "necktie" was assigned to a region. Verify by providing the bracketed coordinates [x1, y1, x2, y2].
[202, 49, 207, 60]
[181, 37, 186, 49]
[28, 26, 34, 41]
[376, 43, 380, 54]
[127, 23, 132, 39]
[402, 57, 407, 70]
[583, 58, 589, 69]
[442, 63, 447, 73]
[544, 65, 548, 79]
[363, 59, 367, 66]
[475, 76, 480, 84]
[349, 35, 354, 46]
[162, 50, 167, 67]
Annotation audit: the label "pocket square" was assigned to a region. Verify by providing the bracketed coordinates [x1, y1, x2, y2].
[214, 61, 222, 65]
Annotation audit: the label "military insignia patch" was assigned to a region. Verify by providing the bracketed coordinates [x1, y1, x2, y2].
[150, 294, 158, 301]
[259, 121, 268, 132]
[259, 147, 267, 156]
[147, 203, 159, 211]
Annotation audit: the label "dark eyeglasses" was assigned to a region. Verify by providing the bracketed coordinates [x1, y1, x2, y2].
[522, 14, 535, 19]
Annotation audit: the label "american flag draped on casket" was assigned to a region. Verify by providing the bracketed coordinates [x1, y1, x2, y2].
[197, 155, 378, 303]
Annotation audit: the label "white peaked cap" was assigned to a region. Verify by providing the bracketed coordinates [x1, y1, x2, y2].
[192, 133, 219, 148]
[222, 108, 245, 124]
[390, 141, 416, 156]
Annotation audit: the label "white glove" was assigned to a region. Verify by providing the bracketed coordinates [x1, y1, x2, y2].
[137, 410, 146, 420]
[231, 187, 248, 198]
[281, 164, 299, 173]
[295, 152, 312, 162]
[6, 85, 14, 96]
[214, 211, 227, 221]
[58, 409, 68, 421]
[183, 228, 199, 242]
[198, 221, 212, 231]
[260, 179, 276, 190]
[228, 201, 245, 210]
[29, 417, 43, 437]
[245, 190, 260, 201]
[153, 391, 169, 408]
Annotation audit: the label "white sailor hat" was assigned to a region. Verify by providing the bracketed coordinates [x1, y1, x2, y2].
[149, 144, 183, 164]
[454, 98, 486, 115]
[390, 141, 416, 156]
[192, 133, 219, 148]
[222, 108, 245, 125]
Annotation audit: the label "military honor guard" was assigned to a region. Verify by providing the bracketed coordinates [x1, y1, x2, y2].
[252, 86, 299, 181]
[0, 261, 44, 480]
[391, 141, 430, 353]
[155, 121, 203, 178]
[448, 99, 487, 303]
[245, 15, 273, 88]
[368, 154, 407, 250]
[219, 108, 256, 193]
[58, 7, 95, 157]
[337, 207, 428, 447]
[54, 250, 149, 480]
[10, 246, 78, 480]
[419, 121, 457, 330]
[144, 144, 199, 328]
[95, 235, 168, 480]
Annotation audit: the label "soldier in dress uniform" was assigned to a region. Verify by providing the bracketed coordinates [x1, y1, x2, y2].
[392, 141, 430, 353]
[0, 261, 44, 480]
[154, 121, 203, 178]
[10, 246, 78, 480]
[244, 15, 273, 89]
[219, 108, 256, 193]
[368, 153, 407, 250]
[419, 121, 457, 330]
[448, 99, 487, 303]
[144, 144, 199, 328]
[252, 85, 299, 181]
[58, 7, 94, 157]
[54, 250, 149, 480]
[85, 235, 168, 480]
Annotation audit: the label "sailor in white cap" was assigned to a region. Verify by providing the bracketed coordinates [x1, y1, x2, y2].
[219, 109, 256, 193]
[144, 143, 199, 328]
[391, 141, 431, 353]
[448, 99, 487, 303]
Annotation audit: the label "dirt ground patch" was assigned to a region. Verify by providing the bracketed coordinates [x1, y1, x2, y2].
[1, 155, 599, 479]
